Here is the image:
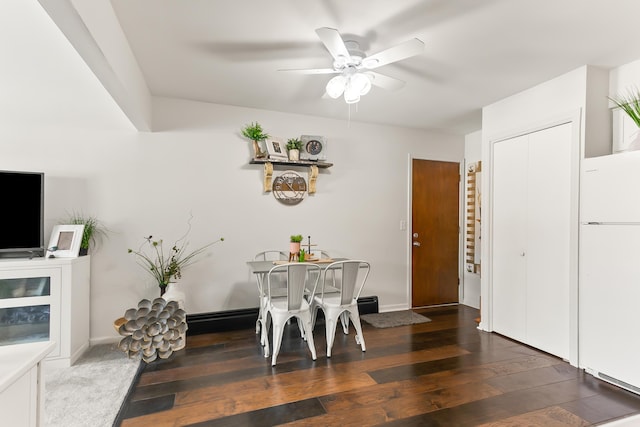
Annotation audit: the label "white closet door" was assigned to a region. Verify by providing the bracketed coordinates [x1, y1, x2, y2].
[525, 123, 572, 358]
[492, 134, 528, 342]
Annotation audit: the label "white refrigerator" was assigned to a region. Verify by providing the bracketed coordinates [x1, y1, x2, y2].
[580, 151, 640, 394]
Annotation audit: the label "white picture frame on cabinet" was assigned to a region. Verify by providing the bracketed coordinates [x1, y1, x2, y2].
[47, 224, 84, 258]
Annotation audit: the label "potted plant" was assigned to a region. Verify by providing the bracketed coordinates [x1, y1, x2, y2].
[286, 138, 302, 161]
[128, 221, 224, 297]
[609, 88, 640, 151]
[62, 212, 107, 256]
[241, 121, 269, 158]
[290, 234, 303, 257]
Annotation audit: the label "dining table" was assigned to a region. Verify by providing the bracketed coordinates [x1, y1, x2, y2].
[246, 258, 345, 335]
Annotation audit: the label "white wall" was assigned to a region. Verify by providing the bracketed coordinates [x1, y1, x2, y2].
[610, 58, 640, 95]
[480, 65, 607, 329]
[480, 65, 615, 368]
[462, 130, 481, 309]
[0, 0, 467, 343]
[1, 97, 463, 342]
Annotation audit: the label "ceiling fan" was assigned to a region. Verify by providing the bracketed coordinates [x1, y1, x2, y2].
[279, 27, 424, 104]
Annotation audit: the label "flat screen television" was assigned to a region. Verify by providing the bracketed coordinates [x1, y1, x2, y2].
[0, 170, 45, 258]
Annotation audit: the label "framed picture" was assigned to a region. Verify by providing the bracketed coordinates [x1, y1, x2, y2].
[265, 137, 288, 161]
[47, 224, 84, 258]
[300, 135, 327, 161]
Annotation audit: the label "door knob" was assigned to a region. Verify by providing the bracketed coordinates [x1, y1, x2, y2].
[413, 241, 421, 247]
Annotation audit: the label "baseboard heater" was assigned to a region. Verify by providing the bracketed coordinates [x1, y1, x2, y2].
[186, 295, 379, 336]
[585, 367, 640, 396]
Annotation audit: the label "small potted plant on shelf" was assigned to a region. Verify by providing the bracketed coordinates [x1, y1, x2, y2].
[241, 121, 269, 159]
[609, 88, 640, 152]
[61, 211, 108, 256]
[286, 138, 303, 161]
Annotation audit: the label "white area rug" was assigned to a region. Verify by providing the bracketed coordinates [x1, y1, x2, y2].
[360, 310, 431, 328]
[45, 343, 141, 427]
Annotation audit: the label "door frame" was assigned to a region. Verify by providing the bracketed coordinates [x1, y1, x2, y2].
[484, 110, 582, 367]
[407, 154, 465, 308]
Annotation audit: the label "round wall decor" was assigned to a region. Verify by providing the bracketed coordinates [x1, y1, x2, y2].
[272, 170, 307, 205]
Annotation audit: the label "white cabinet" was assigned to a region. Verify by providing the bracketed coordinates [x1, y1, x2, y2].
[0, 341, 55, 427]
[0, 257, 90, 368]
[491, 122, 574, 360]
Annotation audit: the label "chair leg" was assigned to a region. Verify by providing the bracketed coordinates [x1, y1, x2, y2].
[271, 320, 285, 366]
[349, 308, 366, 352]
[340, 311, 349, 335]
[262, 312, 271, 358]
[311, 304, 318, 328]
[324, 309, 339, 358]
[296, 317, 306, 341]
[299, 312, 317, 361]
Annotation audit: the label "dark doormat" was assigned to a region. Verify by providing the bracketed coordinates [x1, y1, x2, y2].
[360, 310, 431, 328]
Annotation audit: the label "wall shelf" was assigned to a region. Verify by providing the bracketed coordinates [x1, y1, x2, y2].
[249, 158, 333, 169]
[249, 158, 332, 194]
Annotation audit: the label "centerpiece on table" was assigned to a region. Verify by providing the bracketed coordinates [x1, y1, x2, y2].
[128, 223, 224, 302]
[289, 234, 303, 261]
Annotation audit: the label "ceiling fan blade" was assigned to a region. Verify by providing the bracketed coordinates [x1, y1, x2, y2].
[315, 27, 350, 61]
[278, 68, 339, 75]
[363, 38, 424, 69]
[366, 71, 406, 91]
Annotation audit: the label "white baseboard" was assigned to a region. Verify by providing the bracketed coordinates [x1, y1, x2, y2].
[379, 303, 409, 313]
[90, 336, 120, 346]
[70, 342, 90, 365]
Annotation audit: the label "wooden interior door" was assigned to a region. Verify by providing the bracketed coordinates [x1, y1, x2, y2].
[411, 159, 460, 307]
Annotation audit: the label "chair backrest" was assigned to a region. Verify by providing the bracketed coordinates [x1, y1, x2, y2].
[268, 263, 321, 310]
[322, 260, 370, 305]
[254, 250, 288, 261]
[310, 249, 331, 259]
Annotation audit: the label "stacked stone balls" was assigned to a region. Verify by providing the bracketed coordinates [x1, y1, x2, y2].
[117, 297, 188, 363]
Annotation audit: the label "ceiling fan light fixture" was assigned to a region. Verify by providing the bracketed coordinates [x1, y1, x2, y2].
[344, 92, 361, 104]
[333, 55, 348, 70]
[326, 75, 346, 98]
[344, 81, 361, 104]
[362, 58, 379, 69]
[351, 73, 372, 95]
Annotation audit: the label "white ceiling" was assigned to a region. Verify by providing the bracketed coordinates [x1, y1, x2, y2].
[79, 1, 640, 134]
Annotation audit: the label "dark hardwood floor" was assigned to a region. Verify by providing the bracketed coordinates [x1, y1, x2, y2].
[118, 305, 640, 426]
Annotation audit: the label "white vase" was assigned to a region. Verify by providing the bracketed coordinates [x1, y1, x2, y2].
[289, 149, 300, 161]
[162, 282, 186, 311]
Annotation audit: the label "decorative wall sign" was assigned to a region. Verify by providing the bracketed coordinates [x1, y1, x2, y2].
[465, 161, 481, 274]
[272, 170, 307, 205]
[300, 135, 327, 161]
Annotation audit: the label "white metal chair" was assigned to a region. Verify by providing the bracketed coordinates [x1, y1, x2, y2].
[262, 262, 320, 366]
[254, 250, 289, 262]
[253, 251, 288, 339]
[312, 260, 370, 358]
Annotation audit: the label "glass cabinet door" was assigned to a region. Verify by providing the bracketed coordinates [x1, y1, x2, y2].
[0, 269, 60, 354]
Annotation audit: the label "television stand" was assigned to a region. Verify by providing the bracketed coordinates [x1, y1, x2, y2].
[0, 249, 45, 260]
[0, 256, 90, 368]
